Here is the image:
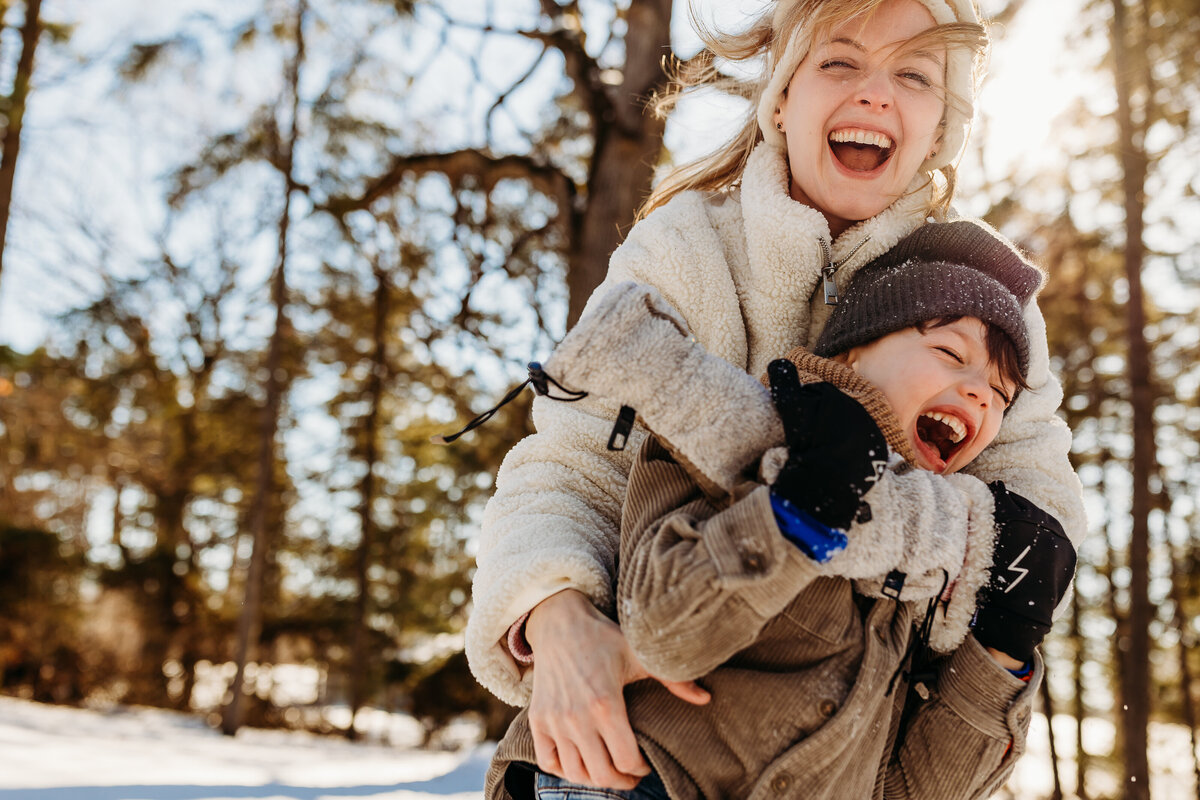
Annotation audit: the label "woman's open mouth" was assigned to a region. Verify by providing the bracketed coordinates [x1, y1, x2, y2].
[829, 128, 894, 172]
[915, 411, 968, 466]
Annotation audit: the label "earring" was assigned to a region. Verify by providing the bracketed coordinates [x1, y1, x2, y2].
[776, 122, 784, 131]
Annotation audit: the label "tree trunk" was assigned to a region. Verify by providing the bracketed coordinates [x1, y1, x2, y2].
[1071, 582, 1090, 800]
[566, 0, 672, 326]
[345, 263, 388, 740]
[1041, 672, 1064, 800]
[1108, 0, 1153, 795]
[222, 0, 306, 737]
[1170, 540, 1200, 798]
[0, 0, 43, 288]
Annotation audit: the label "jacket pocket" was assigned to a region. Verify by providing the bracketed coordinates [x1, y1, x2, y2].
[777, 576, 859, 646]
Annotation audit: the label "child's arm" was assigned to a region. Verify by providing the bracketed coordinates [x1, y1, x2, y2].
[616, 436, 823, 682]
[883, 484, 1074, 798]
[882, 637, 1041, 799]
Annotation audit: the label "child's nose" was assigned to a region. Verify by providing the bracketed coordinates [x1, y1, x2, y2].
[961, 377, 990, 407]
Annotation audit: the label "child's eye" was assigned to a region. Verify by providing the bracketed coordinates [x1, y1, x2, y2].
[935, 346, 963, 363]
[992, 385, 1013, 407]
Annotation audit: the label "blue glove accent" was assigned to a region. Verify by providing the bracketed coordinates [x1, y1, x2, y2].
[770, 491, 848, 563]
[1007, 661, 1033, 679]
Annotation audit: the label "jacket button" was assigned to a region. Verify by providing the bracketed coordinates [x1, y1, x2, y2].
[742, 553, 763, 572]
[771, 773, 793, 793]
[819, 698, 838, 717]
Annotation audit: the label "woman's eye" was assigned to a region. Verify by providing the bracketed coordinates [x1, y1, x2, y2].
[819, 59, 856, 71]
[935, 346, 963, 363]
[898, 70, 932, 87]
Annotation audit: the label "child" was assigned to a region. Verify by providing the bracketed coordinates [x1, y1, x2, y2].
[483, 220, 1076, 800]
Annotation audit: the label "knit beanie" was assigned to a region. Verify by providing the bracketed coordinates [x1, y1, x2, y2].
[812, 219, 1044, 379]
[757, 0, 982, 173]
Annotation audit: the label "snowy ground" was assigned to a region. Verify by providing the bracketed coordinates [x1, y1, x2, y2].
[0, 696, 492, 800]
[0, 696, 1195, 799]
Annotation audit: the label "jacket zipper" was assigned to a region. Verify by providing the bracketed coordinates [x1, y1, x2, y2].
[819, 235, 871, 305]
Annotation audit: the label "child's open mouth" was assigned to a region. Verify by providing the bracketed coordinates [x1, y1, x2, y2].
[829, 128, 894, 172]
[915, 411, 967, 463]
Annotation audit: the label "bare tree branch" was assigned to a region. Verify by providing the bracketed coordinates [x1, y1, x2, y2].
[317, 150, 576, 218]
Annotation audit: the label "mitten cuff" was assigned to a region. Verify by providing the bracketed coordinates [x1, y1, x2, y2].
[971, 607, 1050, 665]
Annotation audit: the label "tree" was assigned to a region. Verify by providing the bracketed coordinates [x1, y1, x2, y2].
[223, 0, 308, 737]
[1108, 0, 1154, 791]
[0, 0, 43, 288]
[323, 0, 677, 327]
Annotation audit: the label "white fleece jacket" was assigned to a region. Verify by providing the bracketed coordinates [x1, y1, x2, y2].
[467, 143, 1086, 706]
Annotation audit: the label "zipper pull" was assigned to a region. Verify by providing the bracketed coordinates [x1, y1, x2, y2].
[823, 267, 839, 305]
[818, 238, 838, 305]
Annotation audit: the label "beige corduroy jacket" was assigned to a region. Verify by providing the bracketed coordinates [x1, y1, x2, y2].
[467, 142, 1086, 705]
[485, 435, 1040, 800]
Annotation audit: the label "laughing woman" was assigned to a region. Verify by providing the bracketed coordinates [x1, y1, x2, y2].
[466, 0, 1086, 796]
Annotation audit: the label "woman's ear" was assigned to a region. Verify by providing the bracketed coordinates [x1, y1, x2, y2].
[928, 121, 946, 160]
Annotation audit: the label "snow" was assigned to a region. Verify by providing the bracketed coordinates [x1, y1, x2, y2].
[1, 696, 1195, 799]
[0, 697, 491, 800]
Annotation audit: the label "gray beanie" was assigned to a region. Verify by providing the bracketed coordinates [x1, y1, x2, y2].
[813, 220, 1044, 379]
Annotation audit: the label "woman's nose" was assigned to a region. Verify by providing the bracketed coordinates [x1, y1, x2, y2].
[855, 70, 893, 110]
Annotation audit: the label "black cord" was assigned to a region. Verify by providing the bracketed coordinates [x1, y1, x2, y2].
[431, 362, 588, 444]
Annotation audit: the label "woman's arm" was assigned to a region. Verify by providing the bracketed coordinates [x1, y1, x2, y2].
[465, 390, 644, 704]
[465, 195, 737, 790]
[465, 193, 742, 707]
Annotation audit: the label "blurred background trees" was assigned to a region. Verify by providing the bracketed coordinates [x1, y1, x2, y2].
[0, 0, 1198, 796]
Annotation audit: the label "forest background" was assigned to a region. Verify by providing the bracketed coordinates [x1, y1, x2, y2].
[0, 0, 1197, 798]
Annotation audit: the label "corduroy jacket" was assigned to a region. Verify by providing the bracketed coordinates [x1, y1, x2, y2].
[484, 436, 1040, 800]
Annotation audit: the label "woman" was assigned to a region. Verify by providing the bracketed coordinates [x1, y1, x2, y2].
[466, 0, 1085, 792]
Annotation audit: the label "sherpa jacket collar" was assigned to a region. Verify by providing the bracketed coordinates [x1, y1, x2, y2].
[735, 143, 936, 372]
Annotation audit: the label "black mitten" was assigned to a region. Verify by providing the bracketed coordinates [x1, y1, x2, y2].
[972, 481, 1077, 663]
[766, 359, 889, 531]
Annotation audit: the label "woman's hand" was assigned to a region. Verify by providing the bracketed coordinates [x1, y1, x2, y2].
[524, 589, 711, 789]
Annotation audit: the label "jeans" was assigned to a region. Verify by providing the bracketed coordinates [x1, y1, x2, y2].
[534, 769, 671, 800]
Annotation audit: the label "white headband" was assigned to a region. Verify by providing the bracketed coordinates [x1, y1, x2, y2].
[756, 0, 981, 173]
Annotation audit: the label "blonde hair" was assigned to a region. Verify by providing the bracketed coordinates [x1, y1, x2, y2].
[639, 0, 988, 221]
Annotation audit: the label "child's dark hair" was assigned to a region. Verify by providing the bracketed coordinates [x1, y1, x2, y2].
[914, 317, 1030, 400]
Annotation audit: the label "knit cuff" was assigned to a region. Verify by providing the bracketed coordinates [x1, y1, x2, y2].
[506, 611, 534, 666]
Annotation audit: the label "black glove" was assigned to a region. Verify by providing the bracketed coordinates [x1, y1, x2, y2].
[766, 359, 889, 531]
[972, 481, 1077, 664]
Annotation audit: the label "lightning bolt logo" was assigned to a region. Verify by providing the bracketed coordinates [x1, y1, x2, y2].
[1004, 545, 1032, 593]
